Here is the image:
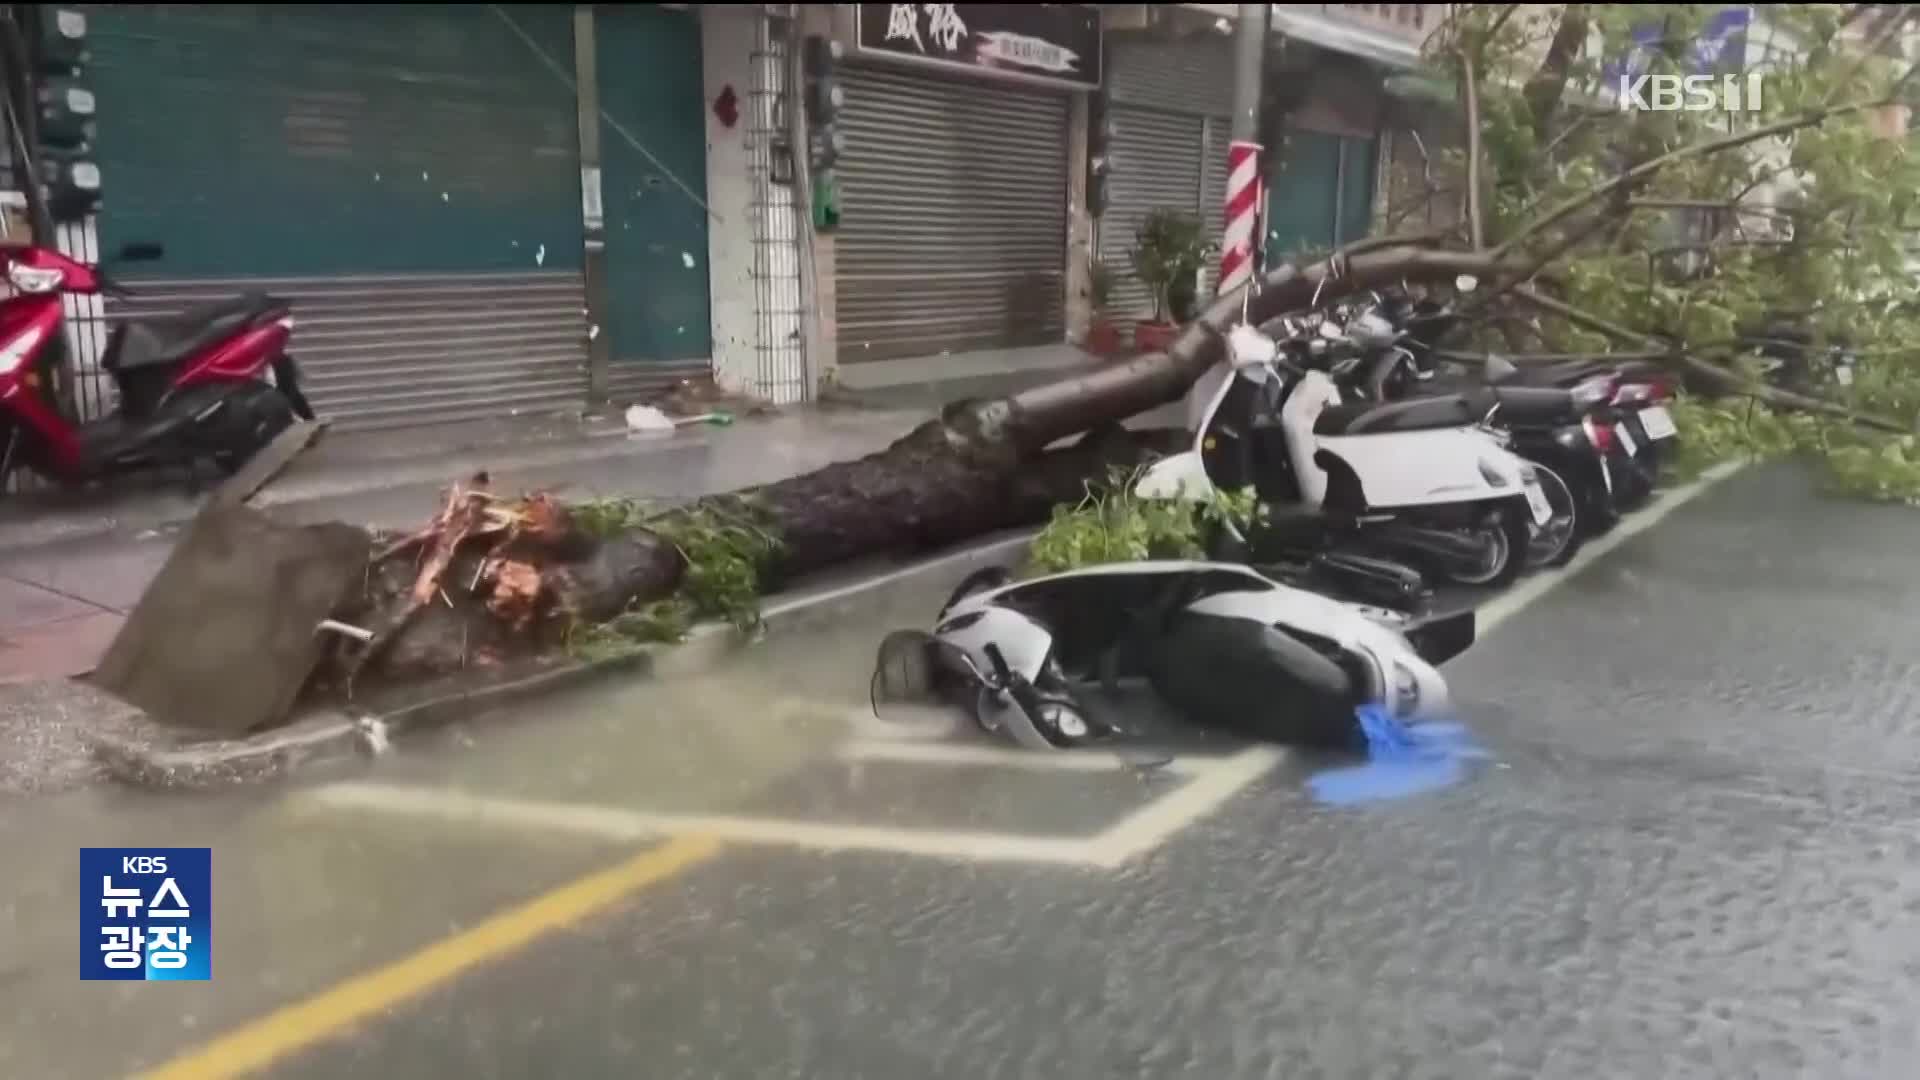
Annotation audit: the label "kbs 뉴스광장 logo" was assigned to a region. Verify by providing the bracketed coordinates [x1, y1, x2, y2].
[80, 848, 211, 981]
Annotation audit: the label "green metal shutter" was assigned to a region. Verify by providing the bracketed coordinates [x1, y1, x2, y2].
[596, 5, 712, 389]
[1265, 129, 1378, 261]
[836, 63, 1069, 363]
[1265, 129, 1341, 260]
[84, 4, 591, 430]
[1337, 136, 1378, 247]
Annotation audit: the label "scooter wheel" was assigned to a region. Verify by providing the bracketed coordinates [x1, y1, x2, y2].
[1523, 463, 1582, 569]
[1443, 506, 1530, 589]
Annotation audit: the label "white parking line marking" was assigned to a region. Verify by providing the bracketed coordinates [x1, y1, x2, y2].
[296, 782, 1112, 867]
[1477, 460, 1743, 633]
[1083, 746, 1288, 868]
[837, 737, 1214, 777]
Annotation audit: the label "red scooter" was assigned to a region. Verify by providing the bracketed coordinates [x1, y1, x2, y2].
[0, 241, 315, 491]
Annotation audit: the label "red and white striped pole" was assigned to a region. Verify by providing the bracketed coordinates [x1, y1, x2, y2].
[1219, 139, 1263, 295]
[1186, 137, 1264, 432]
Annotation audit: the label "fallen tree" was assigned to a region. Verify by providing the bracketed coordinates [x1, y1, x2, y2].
[195, 4, 1920, 715]
[311, 246, 1522, 693]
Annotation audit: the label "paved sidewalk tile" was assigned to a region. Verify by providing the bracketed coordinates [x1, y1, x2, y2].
[0, 611, 124, 684]
[0, 576, 107, 634]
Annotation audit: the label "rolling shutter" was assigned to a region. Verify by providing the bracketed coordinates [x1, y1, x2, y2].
[85, 4, 590, 429]
[1098, 107, 1202, 318]
[1098, 36, 1234, 319]
[836, 63, 1069, 363]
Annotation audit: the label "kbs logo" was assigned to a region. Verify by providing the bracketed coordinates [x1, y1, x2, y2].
[1619, 72, 1765, 112]
[80, 847, 212, 981]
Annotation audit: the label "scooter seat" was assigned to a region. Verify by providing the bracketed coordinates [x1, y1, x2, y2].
[104, 292, 287, 374]
[1465, 385, 1580, 426]
[1314, 394, 1481, 436]
[1488, 358, 1665, 387]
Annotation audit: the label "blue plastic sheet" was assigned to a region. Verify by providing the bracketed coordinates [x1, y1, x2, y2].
[1306, 705, 1489, 806]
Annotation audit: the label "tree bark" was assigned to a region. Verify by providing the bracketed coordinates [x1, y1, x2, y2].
[1521, 5, 1587, 140]
[318, 418, 1192, 687]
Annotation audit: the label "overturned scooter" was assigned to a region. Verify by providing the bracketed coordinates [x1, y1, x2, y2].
[872, 560, 1475, 752]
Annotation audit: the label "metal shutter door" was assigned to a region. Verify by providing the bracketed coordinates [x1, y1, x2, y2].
[85, 4, 590, 430]
[837, 64, 1068, 362]
[1098, 107, 1203, 319]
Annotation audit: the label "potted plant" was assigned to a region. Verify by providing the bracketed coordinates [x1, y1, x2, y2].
[1128, 208, 1213, 353]
[1084, 261, 1123, 358]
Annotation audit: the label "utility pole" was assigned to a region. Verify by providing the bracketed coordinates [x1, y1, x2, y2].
[1188, 3, 1270, 432]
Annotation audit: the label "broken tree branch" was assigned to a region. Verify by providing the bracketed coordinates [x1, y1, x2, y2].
[1512, 285, 1911, 434]
[1493, 100, 1892, 261]
[1462, 52, 1487, 250]
[1827, 7, 1918, 105]
[1522, 3, 1590, 145]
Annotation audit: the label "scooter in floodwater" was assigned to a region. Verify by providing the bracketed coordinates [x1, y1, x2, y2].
[871, 560, 1475, 752]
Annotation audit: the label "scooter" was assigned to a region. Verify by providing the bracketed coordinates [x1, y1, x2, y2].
[872, 559, 1475, 752]
[1343, 284, 1681, 525]
[0, 241, 316, 492]
[1315, 299, 1609, 562]
[1137, 322, 1553, 588]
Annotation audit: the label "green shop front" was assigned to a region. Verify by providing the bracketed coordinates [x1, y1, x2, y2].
[79, 3, 712, 429]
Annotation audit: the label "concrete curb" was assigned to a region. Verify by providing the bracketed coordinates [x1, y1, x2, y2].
[85, 530, 1039, 791]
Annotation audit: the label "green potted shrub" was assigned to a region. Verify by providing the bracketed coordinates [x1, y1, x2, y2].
[1085, 261, 1122, 358]
[1128, 208, 1213, 353]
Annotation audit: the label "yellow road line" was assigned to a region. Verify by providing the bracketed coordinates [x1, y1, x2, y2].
[135, 834, 723, 1080]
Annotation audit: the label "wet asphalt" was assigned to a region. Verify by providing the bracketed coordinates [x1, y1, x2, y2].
[6, 460, 1920, 1079]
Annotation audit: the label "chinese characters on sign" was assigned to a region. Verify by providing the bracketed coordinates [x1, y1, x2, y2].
[883, 5, 970, 55]
[80, 848, 212, 981]
[856, 4, 1103, 91]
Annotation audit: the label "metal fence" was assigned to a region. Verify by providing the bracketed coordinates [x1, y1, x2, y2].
[746, 6, 809, 405]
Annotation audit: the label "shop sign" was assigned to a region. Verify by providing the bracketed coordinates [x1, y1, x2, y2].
[854, 5, 1103, 91]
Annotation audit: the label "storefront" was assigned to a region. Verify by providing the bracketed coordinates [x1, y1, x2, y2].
[81, 3, 712, 430]
[1098, 31, 1235, 317]
[1262, 47, 1388, 259]
[834, 4, 1100, 363]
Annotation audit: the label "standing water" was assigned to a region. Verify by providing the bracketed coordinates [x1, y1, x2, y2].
[1306, 705, 1490, 806]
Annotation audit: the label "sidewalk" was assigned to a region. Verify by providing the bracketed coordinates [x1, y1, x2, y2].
[0, 402, 932, 685]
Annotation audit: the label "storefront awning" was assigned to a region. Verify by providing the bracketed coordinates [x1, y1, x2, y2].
[1266, 6, 1426, 71]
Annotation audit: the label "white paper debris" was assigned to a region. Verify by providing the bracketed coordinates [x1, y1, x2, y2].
[589, 323, 600, 340]
[535, 244, 547, 266]
[681, 251, 696, 269]
[625, 404, 675, 435]
[440, 192, 449, 202]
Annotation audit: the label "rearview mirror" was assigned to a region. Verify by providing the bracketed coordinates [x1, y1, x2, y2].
[1455, 274, 1479, 293]
[117, 242, 165, 262]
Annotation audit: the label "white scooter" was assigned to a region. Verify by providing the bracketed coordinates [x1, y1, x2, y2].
[1136, 321, 1554, 587]
[872, 560, 1473, 752]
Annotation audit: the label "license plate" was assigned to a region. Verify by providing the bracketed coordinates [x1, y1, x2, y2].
[1523, 479, 1553, 525]
[1614, 422, 1638, 457]
[1638, 404, 1677, 440]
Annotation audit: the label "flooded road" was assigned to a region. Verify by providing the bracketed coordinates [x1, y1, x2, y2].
[8, 463, 1920, 1079]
